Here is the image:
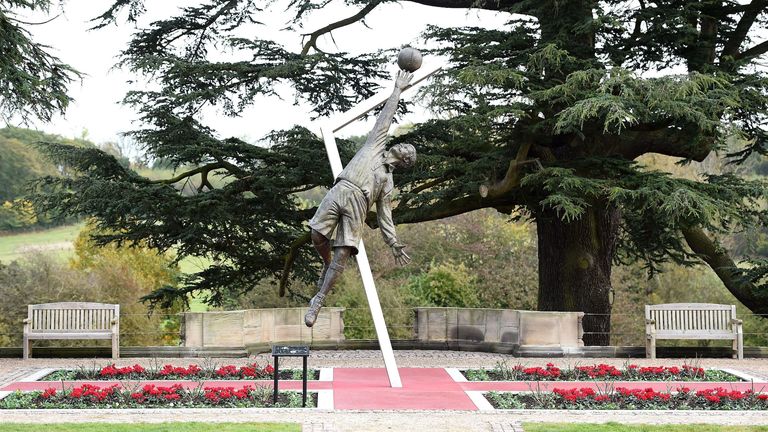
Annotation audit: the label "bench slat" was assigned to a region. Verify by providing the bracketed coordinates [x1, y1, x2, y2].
[27, 333, 113, 340]
[654, 333, 736, 340]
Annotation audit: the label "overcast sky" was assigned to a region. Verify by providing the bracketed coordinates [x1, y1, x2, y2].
[18, 2, 508, 148]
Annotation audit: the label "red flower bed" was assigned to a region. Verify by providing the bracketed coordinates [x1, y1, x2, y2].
[487, 386, 768, 410]
[214, 364, 274, 379]
[43, 362, 286, 381]
[466, 362, 736, 382]
[99, 364, 146, 378]
[158, 364, 203, 378]
[627, 364, 705, 379]
[519, 363, 562, 379]
[3, 383, 309, 408]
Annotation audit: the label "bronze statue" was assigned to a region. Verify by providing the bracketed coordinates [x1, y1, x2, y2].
[305, 69, 418, 327]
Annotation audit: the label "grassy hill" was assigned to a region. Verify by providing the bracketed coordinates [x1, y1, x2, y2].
[0, 224, 210, 311]
[0, 223, 82, 263]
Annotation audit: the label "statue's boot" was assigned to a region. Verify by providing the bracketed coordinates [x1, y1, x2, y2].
[304, 262, 344, 327]
[304, 292, 326, 327]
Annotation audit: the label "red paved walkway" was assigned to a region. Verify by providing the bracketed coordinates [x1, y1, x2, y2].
[333, 368, 476, 410]
[2, 368, 765, 411]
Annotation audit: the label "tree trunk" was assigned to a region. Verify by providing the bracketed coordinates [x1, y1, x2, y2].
[536, 201, 620, 346]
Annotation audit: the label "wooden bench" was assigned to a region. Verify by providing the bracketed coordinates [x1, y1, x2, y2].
[23, 302, 120, 359]
[645, 303, 743, 360]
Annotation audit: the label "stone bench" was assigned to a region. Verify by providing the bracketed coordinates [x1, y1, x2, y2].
[645, 303, 743, 359]
[23, 302, 120, 359]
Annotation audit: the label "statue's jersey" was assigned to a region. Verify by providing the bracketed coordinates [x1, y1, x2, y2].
[309, 127, 398, 253]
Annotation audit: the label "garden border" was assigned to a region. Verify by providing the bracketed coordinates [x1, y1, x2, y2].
[455, 367, 748, 383]
[719, 368, 767, 383]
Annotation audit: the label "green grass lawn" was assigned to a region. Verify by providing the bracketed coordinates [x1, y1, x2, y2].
[524, 423, 768, 432]
[0, 223, 82, 263]
[0, 423, 299, 432]
[178, 256, 214, 312]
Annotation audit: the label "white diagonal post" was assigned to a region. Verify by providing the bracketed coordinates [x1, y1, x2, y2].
[316, 63, 442, 388]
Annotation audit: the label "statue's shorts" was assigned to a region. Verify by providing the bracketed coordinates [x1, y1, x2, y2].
[309, 179, 368, 255]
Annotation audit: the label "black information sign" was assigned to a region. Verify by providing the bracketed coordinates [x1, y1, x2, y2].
[271, 344, 310, 407]
[271, 345, 310, 356]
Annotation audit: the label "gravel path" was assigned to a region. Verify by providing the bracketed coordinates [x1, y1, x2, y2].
[2, 350, 768, 431]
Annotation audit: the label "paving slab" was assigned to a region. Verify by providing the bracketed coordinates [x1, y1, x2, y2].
[1, 351, 768, 431]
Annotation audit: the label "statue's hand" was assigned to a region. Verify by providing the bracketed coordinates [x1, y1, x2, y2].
[392, 243, 411, 266]
[395, 70, 413, 90]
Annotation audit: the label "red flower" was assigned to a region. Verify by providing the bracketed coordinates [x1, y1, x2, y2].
[41, 388, 56, 399]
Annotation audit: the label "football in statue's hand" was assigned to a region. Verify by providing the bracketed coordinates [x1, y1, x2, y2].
[397, 47, 423, 72]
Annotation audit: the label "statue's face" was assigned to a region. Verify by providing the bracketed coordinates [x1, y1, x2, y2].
[391, 144, 417, 169]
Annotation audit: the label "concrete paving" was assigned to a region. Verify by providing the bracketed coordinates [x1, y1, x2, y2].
[1, 350, 768, 431]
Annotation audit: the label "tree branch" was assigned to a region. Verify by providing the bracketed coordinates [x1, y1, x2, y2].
[682, 226, 767, 314]
[479, 140, 534, 199]
[721, 0, 768, 59]
[607, 124, 712, 161]
[301, 2, 381, 55]
[735, 40, 768, 61]
[368, 192, 520, 229]
[279, 231, 311, 297]
[399, 177, 450, 208]
[148, 162, 225, 185]
[403, 0, 521, 9]
[6, 13, 62, 26]
[213, 156, 247, 177]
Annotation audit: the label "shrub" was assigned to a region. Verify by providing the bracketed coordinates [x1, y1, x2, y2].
[407, 261, 480, 308]
[0, 222, 183, 348]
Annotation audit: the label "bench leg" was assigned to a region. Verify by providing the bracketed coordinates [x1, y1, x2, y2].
[735, 334, 743, 360]
[646, 336, 656, 359]
[112, 334, 119, 359]
[23, 336, 30, 360]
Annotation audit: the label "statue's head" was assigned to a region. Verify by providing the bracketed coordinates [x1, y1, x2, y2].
[389, 143, 417, 169]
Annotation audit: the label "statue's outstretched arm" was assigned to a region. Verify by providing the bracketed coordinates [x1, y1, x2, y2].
[364, 70, 413, 150]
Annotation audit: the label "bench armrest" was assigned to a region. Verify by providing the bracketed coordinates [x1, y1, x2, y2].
[731, 318, 743, 325]
[22, 318, 30, 324]
[110, 318, 119, 325]
[645, 319, 655, 325]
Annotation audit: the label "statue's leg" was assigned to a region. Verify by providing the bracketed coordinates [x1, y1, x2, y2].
[305, 246, 351, 327]
[311, 229, 332, 289]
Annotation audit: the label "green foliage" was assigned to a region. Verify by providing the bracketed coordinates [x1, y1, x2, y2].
[407, 261, 479, 308]
[0, 127, 94, 232]
[0, 222, 182, 348]
[327, 209, 537, 339]
[29, 1, 768, 331]
[0, 1, 81, 122]
[70, 221, 183, 345]
[610, 262, 768, 347]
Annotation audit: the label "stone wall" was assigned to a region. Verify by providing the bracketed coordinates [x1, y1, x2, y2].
[181, 307, 583, 350]
[182, 308, 345, 349]
[414, 307, 584, 349]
